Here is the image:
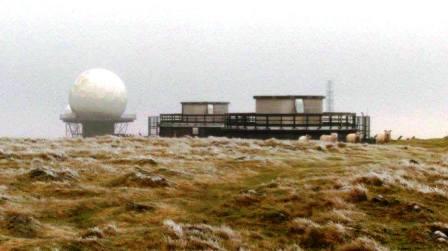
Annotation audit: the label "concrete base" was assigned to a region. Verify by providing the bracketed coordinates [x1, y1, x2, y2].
[159, 126, 357, 141]
[159, 127, 226, 138]
[82, 122, 115, 137]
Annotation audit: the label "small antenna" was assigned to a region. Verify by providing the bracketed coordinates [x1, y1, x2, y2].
[326, 80, 334, 112]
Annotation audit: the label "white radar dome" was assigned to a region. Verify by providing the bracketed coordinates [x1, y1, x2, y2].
[69, 69, 127, 119]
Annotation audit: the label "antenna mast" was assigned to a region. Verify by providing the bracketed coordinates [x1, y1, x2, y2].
[326, 80, 334, 112]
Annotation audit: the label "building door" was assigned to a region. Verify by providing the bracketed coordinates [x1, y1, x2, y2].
[207, 104, 214, 114]
[295, 99, 304, 113]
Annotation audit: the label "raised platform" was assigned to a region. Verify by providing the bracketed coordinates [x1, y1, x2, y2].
[60, 114, 136, 137]
[158, 112, 370, 141]
[159, 126, 358, 140]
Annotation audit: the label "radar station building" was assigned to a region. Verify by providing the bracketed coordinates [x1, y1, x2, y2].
[155, 94, 371, 141]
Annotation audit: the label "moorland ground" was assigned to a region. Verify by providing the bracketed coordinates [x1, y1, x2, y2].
[1, 136, 448, 250]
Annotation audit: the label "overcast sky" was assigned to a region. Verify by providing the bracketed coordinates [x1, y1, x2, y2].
[0, 0, 447, 138]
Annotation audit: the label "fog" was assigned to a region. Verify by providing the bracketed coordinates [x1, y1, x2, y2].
[1, 0, 447, 138]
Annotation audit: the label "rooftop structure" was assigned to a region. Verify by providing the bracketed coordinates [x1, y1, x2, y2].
[181, 102, 229, 115]
[254, 95, 324, 114]
[155, 101, 230, 137]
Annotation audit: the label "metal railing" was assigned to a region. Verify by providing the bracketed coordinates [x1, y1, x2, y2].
[225, 113, 358, 130]
[160, 114, 227, 126]
[159, 113, 358, 130]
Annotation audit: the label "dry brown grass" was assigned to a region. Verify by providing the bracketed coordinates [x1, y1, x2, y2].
[0, 136, 448, 249]
[337, 236, 388, 251]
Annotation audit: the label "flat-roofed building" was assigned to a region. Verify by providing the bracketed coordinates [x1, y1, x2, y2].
[181, 102, 229, 115]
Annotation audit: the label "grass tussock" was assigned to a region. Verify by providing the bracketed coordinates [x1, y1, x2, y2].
[3, 211, 43, 238]
[347, 184, 369, 202]
[290, 218, 349, 248]
[337, 236, 389, 251]
[109, 171, 170, 188]
[163, 219, 242, 250]
[25, 166, 79, 182]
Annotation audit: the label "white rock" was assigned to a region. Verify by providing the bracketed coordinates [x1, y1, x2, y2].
[434, 230, 447, 239]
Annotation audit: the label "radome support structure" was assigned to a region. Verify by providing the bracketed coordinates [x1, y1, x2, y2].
[61, 114, 136, 137]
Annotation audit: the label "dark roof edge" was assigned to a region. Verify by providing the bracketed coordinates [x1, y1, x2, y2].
[253, 95, 325, 99]
[181, 101, 230, 105]
[60, 114, 136, 122]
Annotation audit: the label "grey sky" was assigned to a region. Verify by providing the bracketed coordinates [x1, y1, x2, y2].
[1, 0, 447, 138]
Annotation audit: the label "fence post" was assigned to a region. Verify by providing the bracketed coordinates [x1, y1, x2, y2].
[305, 114, 308, 130]
[329, 115, 332, 130]
[148, 117, 151, 136]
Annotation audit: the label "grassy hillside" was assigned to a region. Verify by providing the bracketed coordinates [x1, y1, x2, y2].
[0, 136, 448, 250]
